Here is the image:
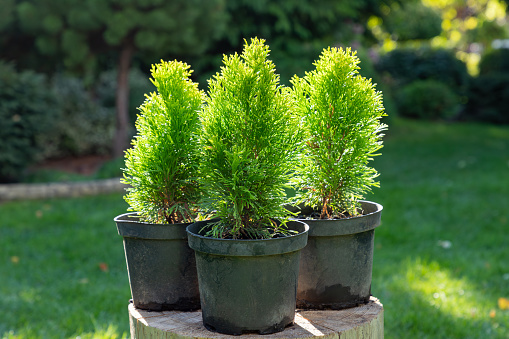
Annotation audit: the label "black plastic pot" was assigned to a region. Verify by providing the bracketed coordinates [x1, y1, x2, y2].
[114, 212, 200, 311]
[296, 200, 382, 310]
[186, 220, 309, 335]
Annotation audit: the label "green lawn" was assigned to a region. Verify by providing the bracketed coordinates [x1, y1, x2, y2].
[368, 119, 509, 338]
[1, 194, 131, 338]
[1, 118, 508, 338]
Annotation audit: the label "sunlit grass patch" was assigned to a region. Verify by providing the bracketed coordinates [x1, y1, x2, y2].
[403, 258, 482, 318]
[379, 257, 509, 338]
[72, 323, 128, 339]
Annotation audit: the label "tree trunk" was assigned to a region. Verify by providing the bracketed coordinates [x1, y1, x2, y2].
[113, 41, 134, 158]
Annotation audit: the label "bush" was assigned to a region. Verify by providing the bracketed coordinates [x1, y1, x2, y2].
[383, 3, 442, 41]
[478, 48, 509, 75]
[38, 68, 154, 160]
[397, 80, 460, 120]
[36, 75, 115, 159]
[200, 38, 301, 239]
[463, 74, 509, 124]
[291, 47, 386, 218]
[376, 48, 470, 94]
[356, 48, 397, 123]
[95, 68, 154, 125]
[0, 61, 56, 183]
[122, 60, 203, 224]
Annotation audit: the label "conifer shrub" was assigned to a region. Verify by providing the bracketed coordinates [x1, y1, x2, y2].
[122, 60, 204, 223]
[291, 47, 387, 218]
[199, 38, 301, 239]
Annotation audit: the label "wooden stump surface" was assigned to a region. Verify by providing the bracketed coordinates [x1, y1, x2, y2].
[129, 296, 383, 339]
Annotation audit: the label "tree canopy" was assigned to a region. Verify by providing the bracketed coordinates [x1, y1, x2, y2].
[4, 0, 228, 156]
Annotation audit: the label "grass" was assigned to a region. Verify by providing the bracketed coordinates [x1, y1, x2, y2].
[1, 118, 508, 338]
[367, 118, 509, 338]
[0, 194, 131, 338]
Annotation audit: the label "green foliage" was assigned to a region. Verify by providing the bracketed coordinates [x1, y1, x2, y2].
[190, 0, 399, 86]
[466, 19, 508, 49]
[2, 0, 402, 82]
[222, 0, 364, 46]
[479, 48, 509, 75]
[376, 47, 470, 94]
[461, 49, 509, 124]
[383, 2, 442, 41]
[36, 74, 115, 159]
[464, 74, 509, 124]
[0, 62, 56, 183]
[356, 48, 396, 124]
[23, 69, 151, 162]
[397, 80, 460, 121]
[200, 38, 301, 239]
[122, 60, 204, 224]
[95, 68, 155, 126]
[11, 0, 228, 70]
[0, 0, 15, 31]
[291, 47, 386, 218]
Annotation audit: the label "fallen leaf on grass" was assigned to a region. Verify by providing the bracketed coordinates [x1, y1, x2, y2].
[35, 210, 43, 218]
[99, 262, 109, 272]
[498, 297, 509, 310]
[11, 256, 19, 264]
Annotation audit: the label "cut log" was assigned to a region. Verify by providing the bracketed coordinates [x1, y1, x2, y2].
[128, 296, 383, 338]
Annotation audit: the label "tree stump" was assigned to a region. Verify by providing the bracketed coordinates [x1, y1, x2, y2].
[128, 296, 383, 338]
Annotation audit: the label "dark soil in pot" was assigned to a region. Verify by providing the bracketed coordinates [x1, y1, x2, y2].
[186, 219, 309, 335]
[295, 200, 382, 310]
[115, 212, 200, 311]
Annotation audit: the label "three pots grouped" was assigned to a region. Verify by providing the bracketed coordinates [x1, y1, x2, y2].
[114, 200, 382, 335]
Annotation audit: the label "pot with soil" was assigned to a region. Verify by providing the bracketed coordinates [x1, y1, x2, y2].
[295, 201, 382, 309]
[115, 213, 199, 311]
[193, 38, 306, 334]
[116, 60, 204, 311]
[290, 47, 387, 309]
[187, 219, 308, 335]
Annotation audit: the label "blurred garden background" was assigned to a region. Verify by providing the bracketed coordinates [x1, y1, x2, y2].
[1, 0, 508, 338]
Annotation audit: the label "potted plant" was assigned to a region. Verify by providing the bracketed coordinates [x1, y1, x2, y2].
[186, 38, 309, 335]
[290, 47, 387, 309]
[114, 60, 203, 311]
